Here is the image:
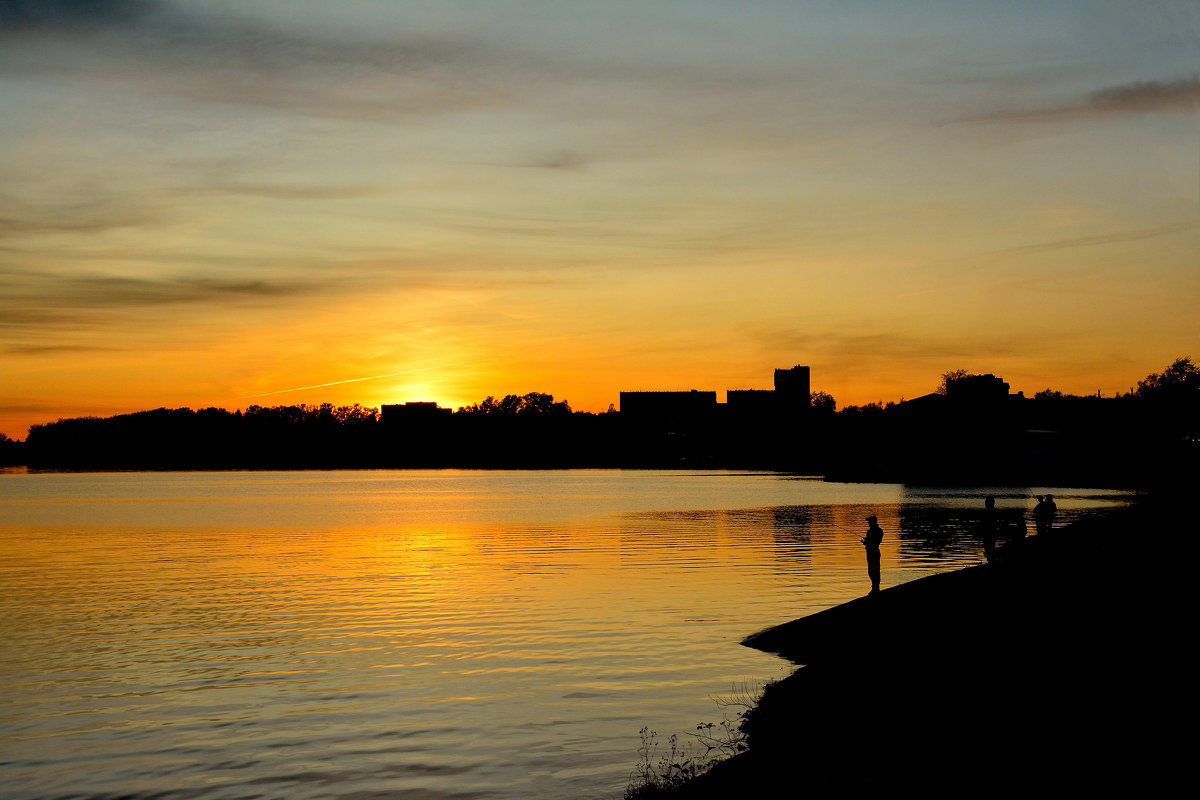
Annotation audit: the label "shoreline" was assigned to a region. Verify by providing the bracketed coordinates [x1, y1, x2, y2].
[664, 496, 1186, 796]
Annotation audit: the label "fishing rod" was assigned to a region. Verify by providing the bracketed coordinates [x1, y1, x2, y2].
[828, 521, 871, 542]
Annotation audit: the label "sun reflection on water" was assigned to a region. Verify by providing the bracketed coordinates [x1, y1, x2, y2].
[0, 471, 1131, 799]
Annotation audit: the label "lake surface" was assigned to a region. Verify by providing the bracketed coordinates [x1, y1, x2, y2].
[0, 470, 1131, 799]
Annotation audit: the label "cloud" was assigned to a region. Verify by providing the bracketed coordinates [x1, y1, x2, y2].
[0, 307, 95, 329]
[0, 197, 159, 238]
[1088, 77, 1200, 113]
[174, 182, 380, 201]
[0, 0, 154, 32]
[0, 400, 59, 414]
[39, 273, 317, 308]
[0, 266, 327, 340]
[3, 343, 122, 355]
[238, 359, 493, 399]
[0, 1, 501, 121]
[742, 325, 1043, 369]
[523, 150, 591, 171]
[966, 75, 1200, 125]
[1005, 219, 1200, 254]
[0, 0, 821, 133]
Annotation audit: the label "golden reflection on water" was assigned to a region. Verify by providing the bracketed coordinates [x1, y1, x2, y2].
[0, 471, 1128, 799]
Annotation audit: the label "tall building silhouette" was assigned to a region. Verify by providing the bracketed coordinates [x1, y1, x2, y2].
[773, 365, 811, 413]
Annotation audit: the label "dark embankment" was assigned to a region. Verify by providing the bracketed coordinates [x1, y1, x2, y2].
[673, 496, 1187, 796]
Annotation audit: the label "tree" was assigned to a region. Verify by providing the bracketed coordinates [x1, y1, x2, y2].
[460, 396, 501, 414]
[0, 432, 22, 466]
[458, 393, 572, 415]
[334, 404, 378, 424]
[937, 369, 970, 395]
[1135, 357, 1199, 399]
[810, 391, 836, 413]
[516, 392, 570, 415]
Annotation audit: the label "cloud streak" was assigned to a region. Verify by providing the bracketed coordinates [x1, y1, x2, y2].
[0, 267, 330, 341]
[5, 271, 318, 310]
[0, 194, 162, 239]
[0, 1, 518, 122]
[1088, 77, 1200, 113]
[239, 359, 493, 399]
[967, 75, 1200, 125]
[1005, 219, 1200, 254]
[0, 0, 153, 32]
[3, 343, 123, 355]
[744, 325, 1036, 365]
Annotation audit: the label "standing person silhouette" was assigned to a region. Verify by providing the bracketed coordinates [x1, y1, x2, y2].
[1033, 494, 1057, 536]
[862, 514, 884, 594]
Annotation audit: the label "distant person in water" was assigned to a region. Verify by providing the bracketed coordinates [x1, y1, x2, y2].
[862, 514, 884, 594]
[1033, 494, 1057, 536]
[982, 496, 998, 562]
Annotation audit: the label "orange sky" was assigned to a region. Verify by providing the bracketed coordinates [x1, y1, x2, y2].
[2, 2, 1198, 437]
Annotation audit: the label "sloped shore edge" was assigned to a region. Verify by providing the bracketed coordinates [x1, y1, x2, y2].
[655, 497, 1187, 797]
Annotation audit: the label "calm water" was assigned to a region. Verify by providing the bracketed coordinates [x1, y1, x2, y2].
[0, 470, 1130, 799]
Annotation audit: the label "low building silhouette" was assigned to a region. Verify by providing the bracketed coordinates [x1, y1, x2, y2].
[622, 366, 812, 423]
[726, 389, 777, 415]
[617, 366, 814, 467]
[726, 365, 812, 417]
[618, 390, 718, 420]
[380, 402, 452, 424]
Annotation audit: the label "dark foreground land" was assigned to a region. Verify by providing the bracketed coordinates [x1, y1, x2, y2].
[667, 496, 1189, 797]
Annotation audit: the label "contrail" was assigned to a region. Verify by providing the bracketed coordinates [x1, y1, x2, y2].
[239, 359, 491, 399]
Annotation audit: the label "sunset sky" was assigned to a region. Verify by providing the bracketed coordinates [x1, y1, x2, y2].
[2, 1, 1198, 437]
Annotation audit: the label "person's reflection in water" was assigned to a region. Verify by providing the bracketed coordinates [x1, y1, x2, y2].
[1033, 494, 1057, 536]
[862, 514, 884, 594]
[982, 496, 998, 563]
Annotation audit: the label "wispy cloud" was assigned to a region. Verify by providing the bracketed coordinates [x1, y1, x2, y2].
[1088, 77, 1200, 113]
[0, 267, 323, 323]
[0, 307, 98, 329]
[1005, 219, 1200, 254]
[173, 182, 380, 201]
[0, 194, 161, 239]
[742, 325, 1046, 370]
[3, 343, 123, 355]
[36, 2, 635, 123]
[0, 1, 499, 121]
[522, 150, 591, 172]
[0, 0, 843, 132]
[0, 400, 61, 415]
[239, 359, 492, 399]
[0, 0, 153, 32]
[70, 275, 312, 305]
[967, 75, 1200, 124]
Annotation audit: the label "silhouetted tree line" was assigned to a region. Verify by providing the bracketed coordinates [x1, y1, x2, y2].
[9, 359, 1197, 484]
[0, 432, 20, 467]
[20, 405, 382, 470]
[457, 392, 571, 416]
[17, 396, 619, 470]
